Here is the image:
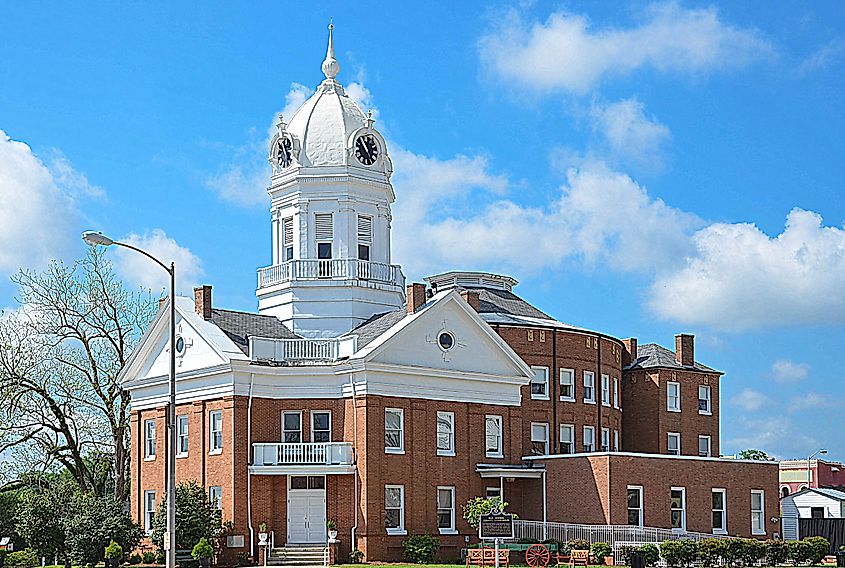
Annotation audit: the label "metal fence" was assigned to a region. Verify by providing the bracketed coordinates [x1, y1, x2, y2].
[514, 520, 727, 564]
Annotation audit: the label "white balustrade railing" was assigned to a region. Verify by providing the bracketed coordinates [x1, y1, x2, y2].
[257, 259, 405, 288]
[252, 442, 354, 467]
[249, 335, 358, 362]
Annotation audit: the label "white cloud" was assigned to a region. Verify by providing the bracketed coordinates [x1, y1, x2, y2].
[789, 392, 836, 412]
[479, 1, 772, 94]
[799, 39, 845, 74]
[729, 388, 769, 412]
[771, 359, 809, 383]
[723, 416, 818, 459]
[648, 209, 845, 330]
[0, 130, 84, 274]
[114, 229, 204, 295]
[590, 98, 671, 171]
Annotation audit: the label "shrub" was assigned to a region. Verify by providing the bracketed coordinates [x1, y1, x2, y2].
[788, 539, 814, 565]
[660, 540, 697, 567]
[698, 539, 726, 567]
[6, 550, 38, 568]
[154, 550, 165, 565]
[740, 539, 766, 566]
[639, 544, 660, 566]
[192, 538, 215, 561]
[722, 538, 747, 566]
[234, 551, 252, 567]
[348, 549, 364, 563]
[142, 551, 157, 564]
[591, 542, 612, 561]
[804, 536, 830, 565]
[403, 534, 440, 564]
[105, 540, 124, 560]
[128, 553, 143, 565]
[765, 539, 789, 566]
[569, 539, 590, 551]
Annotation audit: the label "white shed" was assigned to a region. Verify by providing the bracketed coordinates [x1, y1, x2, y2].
[781, 488, 845, 540]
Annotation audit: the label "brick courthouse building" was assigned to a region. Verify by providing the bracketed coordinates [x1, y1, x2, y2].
[123, 27, 778, 563]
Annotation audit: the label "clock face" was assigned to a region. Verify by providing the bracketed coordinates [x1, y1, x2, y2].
[354, 134, 379, 166]
[276, 136, 292, 168]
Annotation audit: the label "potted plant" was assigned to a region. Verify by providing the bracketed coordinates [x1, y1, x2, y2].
[104, 540, 124, 568]
[192, 537, 215, 568]
[258, 523, 268, 545]
[326, 520, 338, 541]
[591, 542, 613, 566]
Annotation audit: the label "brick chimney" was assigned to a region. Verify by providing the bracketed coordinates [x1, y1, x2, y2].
[622, 338, 637, 367]
[460, 290, 480, 312]
[407, 283, 427, 314]
[675, 334, 694, 366]
[194, 285, 212, 320]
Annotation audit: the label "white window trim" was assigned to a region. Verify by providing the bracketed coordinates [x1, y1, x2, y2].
[751, 490, 766, 535]
[311, 410, 332, 443]
[559, 368, 576, 402]
[614, 430, 620, 452]
[209, 485, 223, 514]
[712, 488, 727, 535]
[627, 485, 644, 527]
[385, 408, 405, 454]
[583, 426, 596, 452]
[531, 422, 550, 455]
[613, 377, 620, 409]
[671, 487, 687, 531]
[530, 366, 550, 400]
[667, 381, 681, 412]
[385, 484, 406, 536]
[176, 414, 189, 458]
[437, 486, 457, 534]
[699, 385, 712, 415]
[559, 424, 574, 454]
[601, 427, 610, 452]
[144, 490, 156, 534]
[209, 410, 223, 455]
[436, 411, 455, 456]
[668, 432, 681, 456]
[485, 415, 503, 458]
[699, 435, 712, 457]
[584, 371, 596, 404]
[601, 374, 611, 407]
[282, 410, 303, 444]
[144, 418, 156, 461]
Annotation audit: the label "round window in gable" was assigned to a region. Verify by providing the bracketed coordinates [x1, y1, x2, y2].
[175, 336, 186, 356]
[438, 331, 455, 351]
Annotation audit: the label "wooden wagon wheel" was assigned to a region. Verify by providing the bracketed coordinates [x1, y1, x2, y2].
[526, 544, 551, 568]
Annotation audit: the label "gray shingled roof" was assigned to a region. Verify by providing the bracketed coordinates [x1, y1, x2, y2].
[625, 343, 719, 373]
[344, 308, 408, 349]
[467, 287, 552, 319]
[210, 308, 299, 354]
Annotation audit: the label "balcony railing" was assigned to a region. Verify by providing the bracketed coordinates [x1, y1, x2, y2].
[257, 259, 405, 288]
[252, 442, 354, 467]
[249, 335, 358, 362]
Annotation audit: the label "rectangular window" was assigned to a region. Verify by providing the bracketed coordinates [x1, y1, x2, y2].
[699, 385, 712, 414]
[668, 432, 681, 455]
[317, 242, 332, 260]
[584, 371, 596, 403]
[627, 486, 643, 527]
[560, 369, 575, 401]
[671, 487, 686, 530]
[531, 366, 549, 400]
[601, 427, 610, 452]
[311, 411, 331, 443]
[751, 490, 765, 535]
[315, 213, 333, 240]
[699, 435, 711, 457]
[667, 382, 681, 412]
[358, 244, 370, 261]
[560, 424, 574, 454]
[144, 490, 156, 534]
[177, 414, 188, 457]
[358, 215, 372, 262]
[712, 489, 726, 534]
[282, 216, 294, 261]
[583, 426, 595, 452]
[209, 486, 222, 516]
[614, 430, 620, 452]
[385, 485, 405, 534]
[436, 411, 455, 456]
[613, 377, 620, 408]
[209, 410, 223, 453]
[601, 374, 610, 406]
[485, 415, 503, 457]
[437, 486, 456, 533]
[530, 422, 549, 455]
[144, 419, 156, 459]
[485, 487, 501, 499]
[283, 411, 302, 443]
[385, 408, 404, 453]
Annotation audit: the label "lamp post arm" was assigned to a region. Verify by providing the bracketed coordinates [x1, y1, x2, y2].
[112, 241, 173, 274]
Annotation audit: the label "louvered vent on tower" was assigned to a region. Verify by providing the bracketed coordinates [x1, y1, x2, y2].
[357, 215, 373, 243]
[315, 213, 333, 241]
[283, 217, 294, 246]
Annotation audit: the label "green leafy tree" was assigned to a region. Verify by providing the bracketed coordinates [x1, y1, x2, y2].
[64, 489, 142, 565]
[737, 449, 771, 461]
[461, 496, 513, 530]
[15, 477, 76, 562]
[151, 481, 223, 551]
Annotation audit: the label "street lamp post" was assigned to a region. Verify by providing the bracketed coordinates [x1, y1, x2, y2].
[807, 448, 828, 489]
[82, 231, 177, 568]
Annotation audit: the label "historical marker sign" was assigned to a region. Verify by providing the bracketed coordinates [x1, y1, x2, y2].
[479, 509, 514, 540]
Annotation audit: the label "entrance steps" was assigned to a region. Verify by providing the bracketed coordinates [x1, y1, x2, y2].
[267, 545, 328, 566]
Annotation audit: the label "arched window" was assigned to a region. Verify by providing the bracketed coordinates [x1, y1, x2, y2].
[781, 486, 790, 498]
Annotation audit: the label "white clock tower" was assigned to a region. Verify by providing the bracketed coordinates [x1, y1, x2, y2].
[256, 24, 406, 338]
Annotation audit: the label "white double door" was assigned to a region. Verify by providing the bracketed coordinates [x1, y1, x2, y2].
[287, 476, 326, 544]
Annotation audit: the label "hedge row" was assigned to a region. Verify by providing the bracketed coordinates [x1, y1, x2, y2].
[621, 536, 831, 567]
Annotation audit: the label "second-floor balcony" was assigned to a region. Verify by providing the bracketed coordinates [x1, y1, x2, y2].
[251, 442, 355, 475]
[249, 335, 358, 363]
[257, 258, 405, 289]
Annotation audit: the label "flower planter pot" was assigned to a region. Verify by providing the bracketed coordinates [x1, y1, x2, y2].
[198, 557, 211, 568]
[258, 532, 268, 545]
[604, 556, 614, 566]
[106, 558, 120, 568]
[328, 529, 338, 540]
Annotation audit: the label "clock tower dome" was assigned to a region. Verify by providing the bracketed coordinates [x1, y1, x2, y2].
[256, 23, 406, 338]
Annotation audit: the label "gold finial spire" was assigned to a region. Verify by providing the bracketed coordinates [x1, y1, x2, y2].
[322, 19, 340, 80]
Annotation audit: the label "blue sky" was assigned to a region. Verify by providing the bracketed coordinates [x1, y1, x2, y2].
[1, 1, 843, 460]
